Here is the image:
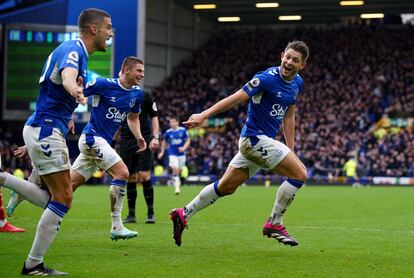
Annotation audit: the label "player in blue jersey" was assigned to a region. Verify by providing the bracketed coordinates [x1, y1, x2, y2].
[158, 117, 190, 194]
[170, 41, 309, 247]
[0, 8, 113, 276]
[70, 57, 146, 240]
[2, 57, 146, 242]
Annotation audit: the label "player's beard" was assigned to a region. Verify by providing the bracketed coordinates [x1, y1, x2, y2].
[97, 37, 108, 52]
[281, 65, 296, 80]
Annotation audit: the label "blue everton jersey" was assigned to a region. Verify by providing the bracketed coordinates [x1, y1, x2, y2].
[163, 127, 189, 156]
[26, 39, 89, 136]
[241, 66, 304, 138]
[82, 77, 143, 144]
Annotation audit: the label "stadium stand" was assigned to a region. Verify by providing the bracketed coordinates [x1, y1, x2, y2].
[152, 26, 414, 181]
[1, 25, 413, 183]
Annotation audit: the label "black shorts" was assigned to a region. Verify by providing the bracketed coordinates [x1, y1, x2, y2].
[120, 136, 154, 173]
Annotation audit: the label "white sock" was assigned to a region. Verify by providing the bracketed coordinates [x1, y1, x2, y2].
[109, 182, 126, 232]
[1, 172, 49, 208]
[25, 201, 68, 269]
[0, 219, 6, 227]
[184, 181, 223, 221]
[270, 179, 303, 225]
[173, 175, 181, 193]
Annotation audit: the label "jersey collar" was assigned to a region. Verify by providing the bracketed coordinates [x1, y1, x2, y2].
[77, 38, 89, 58]
[117, 78, 131, 91]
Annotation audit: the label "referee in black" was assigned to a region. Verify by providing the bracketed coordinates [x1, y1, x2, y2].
[120, 91, 160, 224]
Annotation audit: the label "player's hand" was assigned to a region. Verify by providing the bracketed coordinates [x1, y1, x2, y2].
[183, 113, 205, 128]
[78, 96, 88, 105]
[157, 152, 164, 160]
[14, 145, 28, 158]
[178, 147, 185, 152]
[77, 76, 84, 87]
[149, 138, 160, 152]
[68, 118, 75, 134]
[72, 76, 85, 103]
[136, 137, 147, 153]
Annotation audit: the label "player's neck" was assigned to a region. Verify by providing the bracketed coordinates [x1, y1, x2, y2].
[281, 75, 294, 81]
[78, 35, 96, 55]
[119, 77, 132, 89]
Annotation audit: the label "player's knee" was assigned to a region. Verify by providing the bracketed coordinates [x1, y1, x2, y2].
[217, 182, 238, 195]
[115, 168, 129, 181]
[140, 172, 151, 182]
[219, 187, 236, 195]
[295, 166, 308, 182]
[55, 190, 73, 208]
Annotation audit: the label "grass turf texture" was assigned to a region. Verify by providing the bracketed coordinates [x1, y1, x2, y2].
[1, 185, 413, 277]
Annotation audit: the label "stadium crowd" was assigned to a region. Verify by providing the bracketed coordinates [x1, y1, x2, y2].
[1, 25, 413, 180]
[152, 25, 414, 178]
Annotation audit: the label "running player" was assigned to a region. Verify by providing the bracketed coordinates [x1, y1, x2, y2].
[158, 117, 190, 194]
[170, 41, 309, 247]
[2, 57, 146, 242]
[0, 8, 112, 275]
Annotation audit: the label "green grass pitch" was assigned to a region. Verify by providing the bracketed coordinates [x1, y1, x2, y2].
[1, 185, 413, 277]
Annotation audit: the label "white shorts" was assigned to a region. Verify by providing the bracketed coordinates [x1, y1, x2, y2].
[168, 155, 186, 169]
[23, 125, 70, 176]
[229, 135, 290, 177]
[71, 134, 122, 181]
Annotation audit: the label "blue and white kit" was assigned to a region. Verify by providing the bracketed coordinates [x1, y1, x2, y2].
[24, 39, 89, 175]
[72, 77, 144, 180]
[230, 66, 304, 176]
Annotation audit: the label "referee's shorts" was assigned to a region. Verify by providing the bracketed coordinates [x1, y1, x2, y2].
[120, 136, 154, 173]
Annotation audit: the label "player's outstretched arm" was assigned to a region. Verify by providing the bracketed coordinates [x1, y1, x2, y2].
[62, 67, 84, 103]
[127, 112, 147, 152]
[184, 88, 249, 128]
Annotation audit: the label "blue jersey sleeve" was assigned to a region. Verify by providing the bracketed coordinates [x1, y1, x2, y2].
[163, 130, 169, 141]
[57, 45, 83, 72]
[130, 89, 143, 113]
[242, 72, 269, 97]
[298, 77, 304, 95]
[83, 78, 105, 97]
[293, 75, 304, 105]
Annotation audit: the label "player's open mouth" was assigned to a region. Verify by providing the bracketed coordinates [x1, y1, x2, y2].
[282, 66, 293, 75]
[105, 37, 112, 47]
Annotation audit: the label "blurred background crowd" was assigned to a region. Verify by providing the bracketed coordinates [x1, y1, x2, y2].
[1, 25, 413, 181]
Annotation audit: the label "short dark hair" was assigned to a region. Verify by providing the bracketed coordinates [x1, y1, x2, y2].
[78, 8, 111, 33]
[121, 56, 144, 70]
[169, 116, 179, 122]
[285, 41, 309, 62]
